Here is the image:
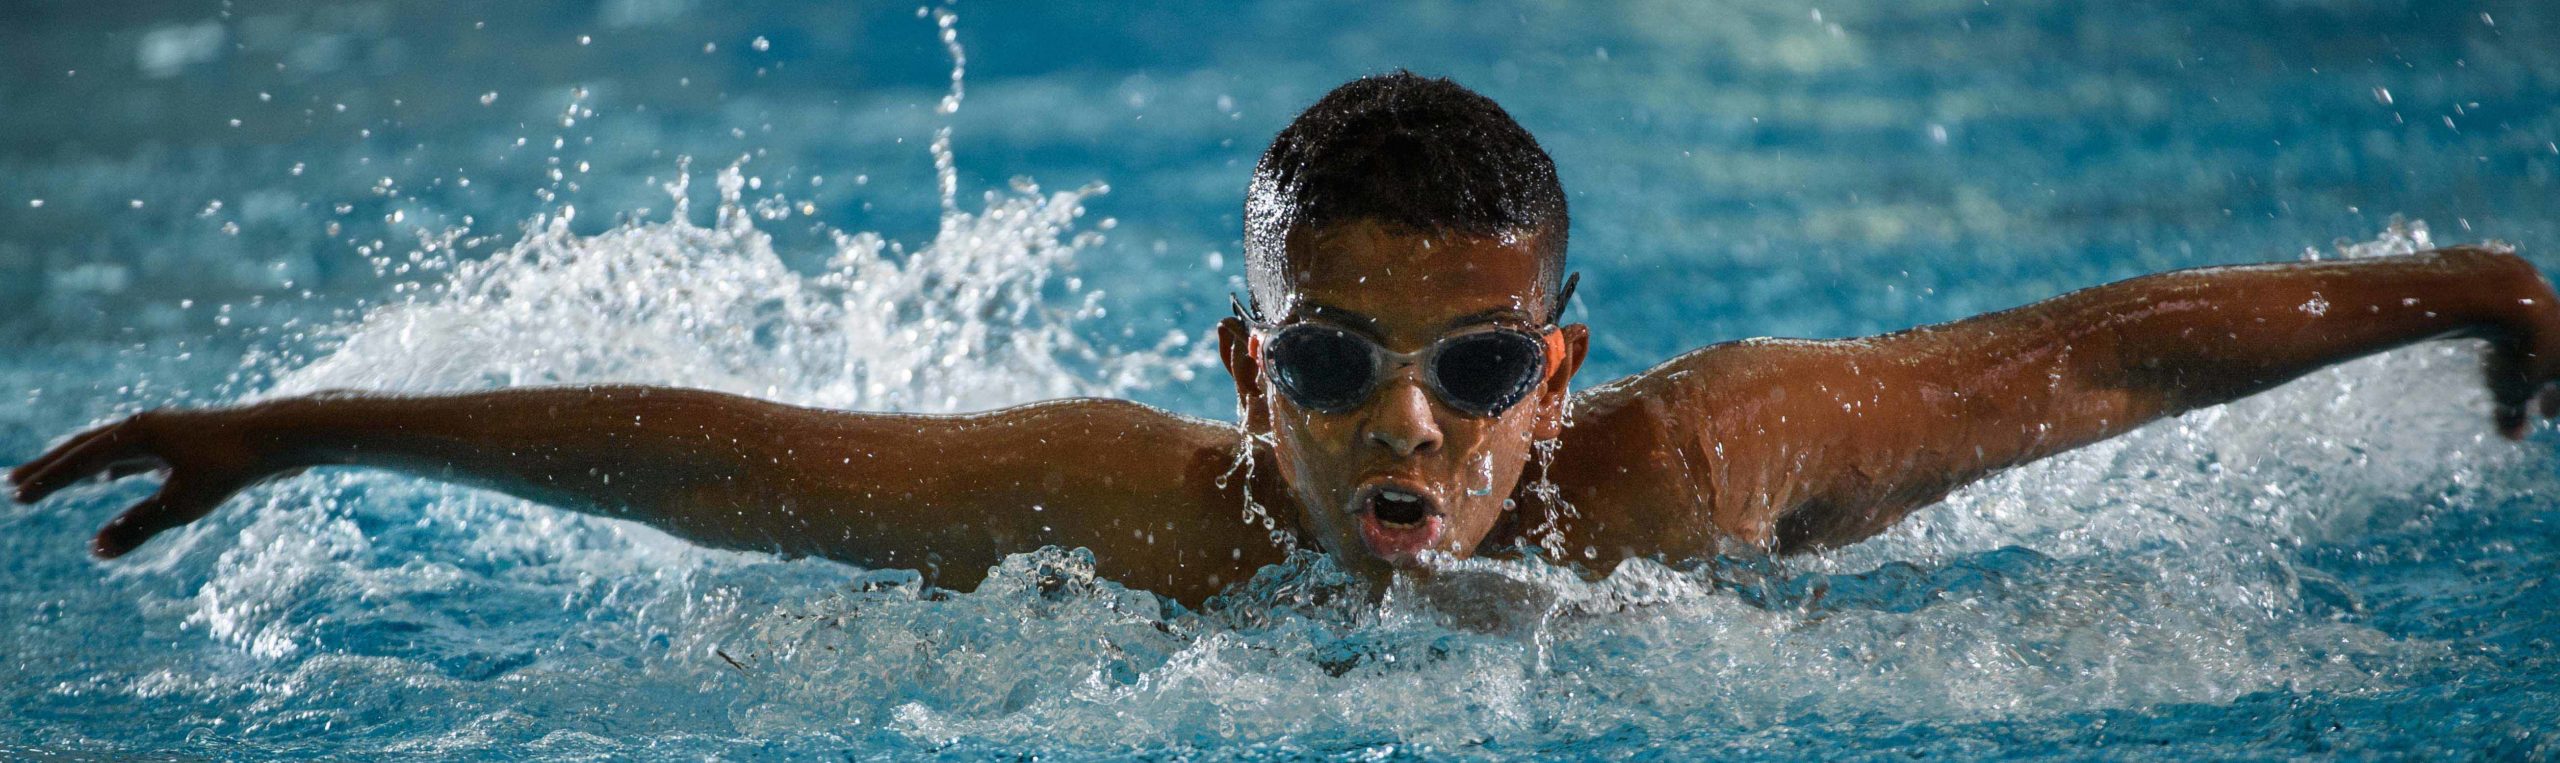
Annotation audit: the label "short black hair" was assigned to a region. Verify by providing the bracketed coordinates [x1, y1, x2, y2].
[1243, 71, 1569, 315]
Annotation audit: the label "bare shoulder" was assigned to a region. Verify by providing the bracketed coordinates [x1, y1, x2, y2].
[968, 397, 1240, 445]
[944, 397, 1250, 503]
[1575, 337, 1855, 416]
[1549, 337, 1877, 554]
[966, 398, 1286, 595]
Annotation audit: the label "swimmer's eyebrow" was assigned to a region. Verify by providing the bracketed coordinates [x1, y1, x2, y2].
[1286, 303, 1537, 335]
[1445, 306, 1538, 329]
[1287, 303, 1384, 336]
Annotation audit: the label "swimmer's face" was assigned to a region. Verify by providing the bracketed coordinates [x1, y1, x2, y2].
[1219, 219, 1587, 579]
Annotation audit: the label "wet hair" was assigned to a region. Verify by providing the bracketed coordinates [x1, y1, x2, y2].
[1243, 71, 1569, 316]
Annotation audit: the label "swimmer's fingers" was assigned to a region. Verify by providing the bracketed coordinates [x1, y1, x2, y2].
[2485, 342, 2542, 441]
[2485, 252, 2560, 440]
[91, 472, 246, 559]
[2532, 304, 2560, 424]
[8, 417, 157, 504]
[2488, 353, 2520, 439]
[12, 410, 277, 558]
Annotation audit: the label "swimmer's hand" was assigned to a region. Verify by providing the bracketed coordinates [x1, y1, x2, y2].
[2146, 244, 2560, 440]
[2466, 248, 2560, 438]
[8, 407, 284, 558]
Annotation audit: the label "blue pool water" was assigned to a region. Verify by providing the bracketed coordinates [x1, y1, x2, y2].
[5, 1, 2559, 758]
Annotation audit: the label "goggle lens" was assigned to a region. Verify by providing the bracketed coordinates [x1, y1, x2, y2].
[1265, 326, 1378, 411]
[1262, 324, 1549, 417]
[1432, 331, 1547, 416]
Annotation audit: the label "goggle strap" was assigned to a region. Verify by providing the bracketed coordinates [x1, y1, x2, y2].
[1229, 292, 1263, 325]
[1549, 272, 1580, 325]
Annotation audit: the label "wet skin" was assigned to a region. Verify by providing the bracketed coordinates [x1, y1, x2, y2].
[13, 222, 2560, 607]
[1216, 221, 1588, 584]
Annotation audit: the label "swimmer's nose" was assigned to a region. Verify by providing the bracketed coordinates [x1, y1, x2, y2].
[1364, 376, 1443, 458]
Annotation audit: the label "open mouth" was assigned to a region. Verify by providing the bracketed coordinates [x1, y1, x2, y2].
[1371, 489, 1431, 526]
[1353, 483, 1445, 563]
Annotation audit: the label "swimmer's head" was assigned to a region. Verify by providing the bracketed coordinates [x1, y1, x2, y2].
[1219, 72, 1588, 578]
[1240, 70, 1570, 319]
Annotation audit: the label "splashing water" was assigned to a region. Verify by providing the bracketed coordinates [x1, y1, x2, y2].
[99, 211, 2552, 759]
[1522, 436, 1580, 559]
[258, 161, 1199, 412]
[10, 2, 2557, 753]
[96, 13, 1253, 750]
[1219, 413, 1295, 552]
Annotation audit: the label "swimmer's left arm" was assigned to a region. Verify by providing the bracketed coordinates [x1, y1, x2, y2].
[5, 388, 1281, 605]
[1673, 245, 2560, 551]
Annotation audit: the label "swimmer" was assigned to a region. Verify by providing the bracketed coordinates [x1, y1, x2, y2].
[12, 72, 2560, 607]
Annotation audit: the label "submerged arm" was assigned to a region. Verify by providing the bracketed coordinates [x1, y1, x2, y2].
[7, 387, 1279, 604]
[1673, 246, 2560, 551]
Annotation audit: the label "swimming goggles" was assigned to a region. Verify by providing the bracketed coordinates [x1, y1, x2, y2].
[1232, 273, 1577, 418]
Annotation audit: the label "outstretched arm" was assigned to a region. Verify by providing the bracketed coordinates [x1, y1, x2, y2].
[1660, 246, 2560, 551]
[7, 387, 1281, 604]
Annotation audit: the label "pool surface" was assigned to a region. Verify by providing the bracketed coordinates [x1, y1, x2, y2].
[4, 1, 2559, 759]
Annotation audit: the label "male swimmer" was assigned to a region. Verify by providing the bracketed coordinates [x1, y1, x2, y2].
[12, 72, 2560, 607]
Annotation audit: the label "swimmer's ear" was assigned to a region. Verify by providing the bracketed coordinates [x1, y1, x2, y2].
[1218, 317, 1271, 433]
[1532, 324, 1590, 439]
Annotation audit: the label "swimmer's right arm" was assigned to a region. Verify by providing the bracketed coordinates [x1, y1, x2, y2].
[1660, 245, 2560, 552]
[7, 387, 1283, 604]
